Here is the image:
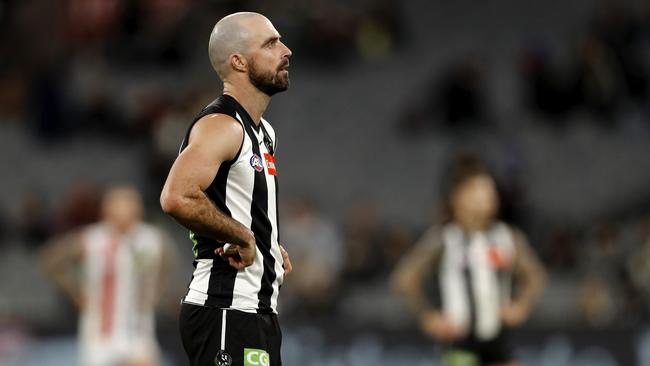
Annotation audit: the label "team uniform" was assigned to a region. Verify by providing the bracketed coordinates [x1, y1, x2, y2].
[79, 223, 164, 366]
[412, 222, 520, 365]
[178, 95, 284, 366]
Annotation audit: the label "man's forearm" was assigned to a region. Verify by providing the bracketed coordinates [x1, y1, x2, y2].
[513, 268, 545, 311]
[57, 273, 84, 308]
[393, 270, 435, 317]
[167, 191, 254, 247]
[43, 255, 84, 308]
[402, 287, 437, 317]
[511, 230, 547, 311]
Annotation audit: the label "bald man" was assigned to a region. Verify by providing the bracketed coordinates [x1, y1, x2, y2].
[160, 12, 293, 366]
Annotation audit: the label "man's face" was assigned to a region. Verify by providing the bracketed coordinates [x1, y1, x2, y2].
[244, 17, 292, 96]
[102, 188, 143, 232]
[452, 175, 499, 223]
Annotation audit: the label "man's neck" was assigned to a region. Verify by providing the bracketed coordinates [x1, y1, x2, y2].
[455, 215, 491, 233]
[223, 82, 270, 126]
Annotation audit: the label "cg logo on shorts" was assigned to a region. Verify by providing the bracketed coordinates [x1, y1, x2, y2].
[244, 348, 270, 366]
[214, 349, 232, 366]
[250, 154, 264, 172]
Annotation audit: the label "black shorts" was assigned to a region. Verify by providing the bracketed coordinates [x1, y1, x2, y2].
[444, 331, 513, 366]
[179, 302, 282, 366]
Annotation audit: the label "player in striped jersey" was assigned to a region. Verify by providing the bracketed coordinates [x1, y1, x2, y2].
[41, 186, 171, 366]
[160, 12, 293, 366]
[392, 156, 546, 366]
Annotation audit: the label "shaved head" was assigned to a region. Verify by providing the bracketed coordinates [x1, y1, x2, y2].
[209, 12, 268, 79]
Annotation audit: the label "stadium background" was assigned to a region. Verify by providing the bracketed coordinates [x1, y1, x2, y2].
[1, 0, 649, 365]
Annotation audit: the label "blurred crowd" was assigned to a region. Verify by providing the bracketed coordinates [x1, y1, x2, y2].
[0, 0, 403, 136]
[399, 1, 650, 134]
[521, 1, 650, 126]
[0, 0, 405, 199]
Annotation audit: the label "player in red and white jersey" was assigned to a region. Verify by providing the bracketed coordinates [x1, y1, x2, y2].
[42, 186, 171, 366]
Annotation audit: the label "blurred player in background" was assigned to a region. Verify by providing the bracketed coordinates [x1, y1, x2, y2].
[160, 12, 292, 366]
[392, 155, 546, 366]
[41, 186, 172, 366]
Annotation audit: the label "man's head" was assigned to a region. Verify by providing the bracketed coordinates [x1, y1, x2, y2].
[101, 186, 143, 233]
[446, 156, 499, 228]
[209, 12, 292, 96]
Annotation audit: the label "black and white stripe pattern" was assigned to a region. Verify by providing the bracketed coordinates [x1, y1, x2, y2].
[439, 222, 515, 340]
[181, 95, 284, 314]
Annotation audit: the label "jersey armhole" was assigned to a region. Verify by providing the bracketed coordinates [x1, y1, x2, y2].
[185, 113, 245, 166]
[228, 117, 245, 165]
[261, 118, 277, 154]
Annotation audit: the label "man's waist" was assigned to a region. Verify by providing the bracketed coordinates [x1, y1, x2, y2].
[183, 288, 277, 314]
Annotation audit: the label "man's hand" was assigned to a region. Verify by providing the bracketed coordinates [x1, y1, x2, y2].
[419, 311, 462, 343]
[501, 301, 529, 327]
[280, 245, 292, 274]
[216, 241, 256, 270]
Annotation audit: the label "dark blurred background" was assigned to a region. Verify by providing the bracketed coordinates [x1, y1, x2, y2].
[0, 0, 649, 365]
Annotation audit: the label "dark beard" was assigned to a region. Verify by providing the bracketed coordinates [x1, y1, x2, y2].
[248, 59, 289, 96]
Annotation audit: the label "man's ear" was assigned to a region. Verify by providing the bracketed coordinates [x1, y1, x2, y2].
[230, 54, 247, 73]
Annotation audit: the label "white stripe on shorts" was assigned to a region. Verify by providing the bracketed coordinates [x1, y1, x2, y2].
[221, 309, 227, 350]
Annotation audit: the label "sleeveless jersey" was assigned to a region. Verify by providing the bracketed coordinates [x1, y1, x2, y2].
[80, 222, 163, 366]
[181, 94, 284, 314]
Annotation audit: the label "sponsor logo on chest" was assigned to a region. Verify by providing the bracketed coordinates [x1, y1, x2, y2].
[249, 154, 264, 172]
[249, 153, 278, 176]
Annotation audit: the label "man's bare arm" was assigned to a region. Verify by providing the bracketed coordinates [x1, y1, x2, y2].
[390, 228, 442, 316]
[152, 231, 175, 306]
[391, 229, 463, 342]
[160, 114, 256, 260]
[39, 231, 85, 308]
[510, 228, 547, 312]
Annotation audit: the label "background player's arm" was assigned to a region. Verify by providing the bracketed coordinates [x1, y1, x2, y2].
[391, 229, 441, 316]
[160, 114, 255, 267]
[502, 228, 547, 326]
[39, 230, 86, 309]
[391, 229, 460, 342]
[151, 231, 176, 307]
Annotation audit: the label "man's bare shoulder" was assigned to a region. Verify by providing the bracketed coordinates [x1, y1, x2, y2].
[189, 113, 244, 144]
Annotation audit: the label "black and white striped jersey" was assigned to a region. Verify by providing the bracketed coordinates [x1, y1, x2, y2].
[410, 222, 517, 341]
[180, 94, 284, 314]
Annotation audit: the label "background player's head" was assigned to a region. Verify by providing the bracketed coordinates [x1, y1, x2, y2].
[101, 185, 143, 233]
[208, 12, 292, 96]
[446, 155, 499, 230]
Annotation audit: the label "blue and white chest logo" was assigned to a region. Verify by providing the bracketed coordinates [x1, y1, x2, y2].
[249, 153, 264, 172]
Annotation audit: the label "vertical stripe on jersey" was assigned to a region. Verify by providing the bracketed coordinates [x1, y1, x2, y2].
[274, 176, 280, 246]
[460, 232, 477, 337]
[241, 118, 276, 312]
[187, 260, 211, 304]
[210, 158, 235, 216]
[228, 114, 264, 311]
[100, 235, 119, 337]
[204, 157, 238, 307]
[262, 118, 284, 311]
[269, 174, 283, 311]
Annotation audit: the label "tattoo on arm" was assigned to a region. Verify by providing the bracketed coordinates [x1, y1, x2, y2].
[511, 229, 547, 309]
[392, 228, 444, 317]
